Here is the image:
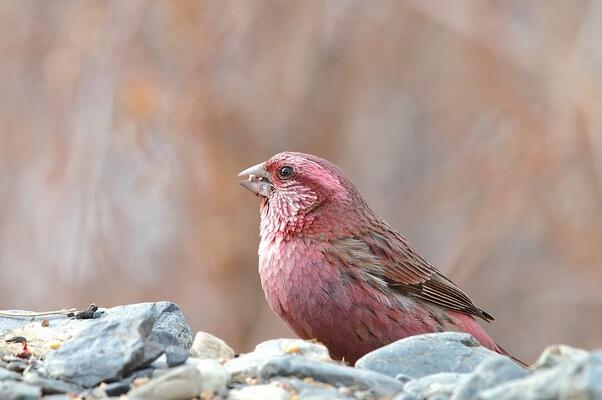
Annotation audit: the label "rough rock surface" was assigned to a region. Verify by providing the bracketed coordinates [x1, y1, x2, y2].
[450, 356, 527, 400]
[2, 303, 602, 400]
[42, 302, 192, 387]
[259, 355, 404, 397]
[355, 332, 505, 379]
[225, 338, 333, 383]
[479, 352, 602, 400]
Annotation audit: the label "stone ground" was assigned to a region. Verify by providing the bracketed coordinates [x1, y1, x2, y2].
[0, 302, 600, 399]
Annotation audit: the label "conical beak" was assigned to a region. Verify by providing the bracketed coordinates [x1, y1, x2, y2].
[238, 161, 274, 197]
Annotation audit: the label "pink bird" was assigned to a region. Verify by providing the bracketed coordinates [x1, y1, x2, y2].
[239, 152, 519, 364]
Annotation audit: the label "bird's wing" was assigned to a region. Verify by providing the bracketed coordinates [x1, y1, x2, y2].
[330, 227, 494, 322]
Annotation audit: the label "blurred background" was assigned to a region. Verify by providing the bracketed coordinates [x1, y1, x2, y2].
[0, 1, 601, 362]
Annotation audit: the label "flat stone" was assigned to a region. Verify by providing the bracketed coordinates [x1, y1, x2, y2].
[479, 352, 602, 400]
[42, 302, 191, 387]
[226, 338, 333, 383]
[189, 331, 235, 361]
[0, 381, 42, 400]
[228, 384, 291, 400]
[355, 332, 505, 379]
[450, 357, 527, 400]
[258, 355, 404, 397]
[529, 344, 589, 372]
[129, 359, 229, 400]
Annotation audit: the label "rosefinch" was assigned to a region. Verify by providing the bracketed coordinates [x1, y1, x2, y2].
[239, 152, 519, 364]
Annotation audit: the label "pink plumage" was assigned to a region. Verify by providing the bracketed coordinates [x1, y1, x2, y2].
[239, 152, 518, 364]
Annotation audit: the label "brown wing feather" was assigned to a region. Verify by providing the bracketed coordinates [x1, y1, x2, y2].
[362, 226, 494, 322]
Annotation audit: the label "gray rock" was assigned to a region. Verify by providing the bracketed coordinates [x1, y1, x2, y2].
[0, 366, 22, 381]
[274, 377, 355, 400]
[189, 358, 230, 392]
[226, 338, 333, 383]
[3, 358, 28, 373]
[259, 355, 404, 397]
[450, 357, 527, 400]
[189, 331, 235, 361]
[98, 380, 132, 397]
[529, 344, 588, 372]
[43, 302, 191, 387]
[356, 332, 505, 379]
[228, 384, 291, 400]
[0, 381, 42, 400]
[400, 373, 464, 400]
[479, 352, 602, 400]
[129, 359, 229, 400]
[22, 372, 81, 395]
[165, 345, 189, 367]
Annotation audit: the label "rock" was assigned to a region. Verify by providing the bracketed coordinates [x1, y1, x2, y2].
[479, 352, 602, 400]
[42, 302, 192, 387]
[529, 344, 589, 372]
[274, 377, 356, 400]
[399, 372, 463, 400]
[96, 380, 132, 397]
[356, 332, 504, 379]
[165, 345, 189, 367]
[3, 358, 28, 373]
[191, 358, 230, 392]
[228, 384, 291, 400]
[129, 359, 229, 400]
[259, 355, 404, 397]
[450, 357, 527, 400]
[189, 331, 235, 361]
[0, 381, 42, 400]
[226, 338, 333, 383]
[22, 372, 82, 395]
[0, 366, 22, 381]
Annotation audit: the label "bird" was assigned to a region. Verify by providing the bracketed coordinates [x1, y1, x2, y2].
[239, 151, 519, 365]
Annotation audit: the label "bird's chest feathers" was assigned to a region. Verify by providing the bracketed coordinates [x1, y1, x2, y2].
[258, 235, 335, 319]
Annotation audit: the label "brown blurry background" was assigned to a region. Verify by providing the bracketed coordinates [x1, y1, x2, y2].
[0, 1, 601, 362]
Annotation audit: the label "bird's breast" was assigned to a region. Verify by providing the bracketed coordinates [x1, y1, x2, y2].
[258, 235, 340, 329]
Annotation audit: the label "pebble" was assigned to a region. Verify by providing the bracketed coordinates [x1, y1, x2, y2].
[190, 331, 236, 361]
[129, 359, 229, 400]
[228, 383, 291, 400]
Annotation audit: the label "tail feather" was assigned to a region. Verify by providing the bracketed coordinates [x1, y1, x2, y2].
[448, 311, 527, 367]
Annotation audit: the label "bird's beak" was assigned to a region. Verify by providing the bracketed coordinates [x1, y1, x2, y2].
[238, 161, 274, 197]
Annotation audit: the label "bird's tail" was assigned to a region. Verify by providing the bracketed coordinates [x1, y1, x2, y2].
[448, 311, 528, 367]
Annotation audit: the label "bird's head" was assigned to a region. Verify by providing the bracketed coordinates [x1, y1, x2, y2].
[239, 152, 368, 237]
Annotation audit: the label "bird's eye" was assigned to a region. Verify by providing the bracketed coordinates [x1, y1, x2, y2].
[278, 166, 295, 179]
